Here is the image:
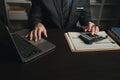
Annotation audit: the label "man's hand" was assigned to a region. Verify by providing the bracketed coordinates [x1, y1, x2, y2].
[83, 22, 99, 34]
[26, 23, 48, 42]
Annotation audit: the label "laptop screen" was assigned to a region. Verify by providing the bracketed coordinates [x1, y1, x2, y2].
[0, 0, 16, 32]
[0, 0, 9, 25]
[0, 0, 28, 33]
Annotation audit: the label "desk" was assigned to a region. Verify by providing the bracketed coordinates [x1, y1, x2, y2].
[0, 29, 120, 80]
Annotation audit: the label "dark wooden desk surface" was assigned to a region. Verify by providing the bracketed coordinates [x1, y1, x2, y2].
[0, 29, 120, 80]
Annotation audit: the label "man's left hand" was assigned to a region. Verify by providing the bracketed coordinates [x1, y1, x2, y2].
[84, 22, 99, 34]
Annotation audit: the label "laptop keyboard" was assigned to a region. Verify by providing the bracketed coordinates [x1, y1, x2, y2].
[12, 34, 41, 58]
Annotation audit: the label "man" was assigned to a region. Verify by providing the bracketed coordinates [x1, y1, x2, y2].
[27, 0, 99, 41]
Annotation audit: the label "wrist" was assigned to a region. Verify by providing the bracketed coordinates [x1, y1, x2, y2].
[35, 22, 44, 28]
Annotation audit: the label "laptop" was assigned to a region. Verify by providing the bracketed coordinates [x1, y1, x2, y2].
[0, 0, 56, 63]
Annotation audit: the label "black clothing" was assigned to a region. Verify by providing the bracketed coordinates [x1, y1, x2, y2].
[28, 0, 91, 30]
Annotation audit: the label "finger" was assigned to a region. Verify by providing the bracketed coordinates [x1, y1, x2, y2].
[83, 26, 88, 32]
[38, 29, 42, 40]
[25, 34, 28, 38]
[95, 26, 99, 33]
[88, 23, 93, 32]
[91, 26, 95, 35]
[30, 31, 33, 40]
[34, 28, 38, 42]
[43, 29, 48, 38]
[84, 29, 87, 32]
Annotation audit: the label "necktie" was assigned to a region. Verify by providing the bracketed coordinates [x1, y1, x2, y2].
[62, 0, 72, 26]
[62, 0, 69, 26]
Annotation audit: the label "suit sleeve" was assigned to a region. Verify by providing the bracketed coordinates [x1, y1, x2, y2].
[79, 0, 92, 26]
[28, 0, 43, 29]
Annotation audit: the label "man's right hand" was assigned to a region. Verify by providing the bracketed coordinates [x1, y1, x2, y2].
[26, 23, 48, 42]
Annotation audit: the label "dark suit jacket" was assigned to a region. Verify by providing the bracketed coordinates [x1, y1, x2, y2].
[28, 0, 91, 30]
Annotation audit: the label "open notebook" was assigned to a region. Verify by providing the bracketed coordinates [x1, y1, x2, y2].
[64, 31, 120, 52]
